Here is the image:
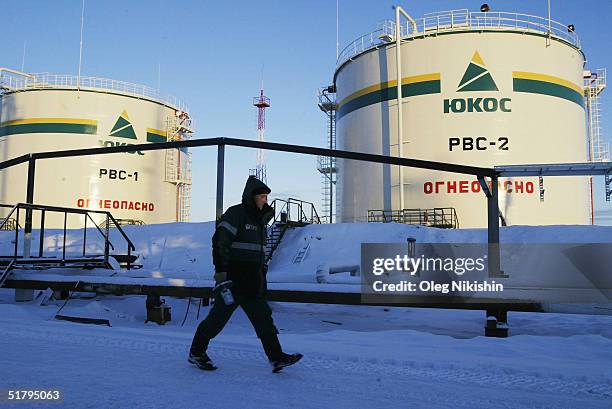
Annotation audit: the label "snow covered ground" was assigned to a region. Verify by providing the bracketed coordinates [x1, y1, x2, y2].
[2, 222, 612, 407]
[1, 288, 611, 409]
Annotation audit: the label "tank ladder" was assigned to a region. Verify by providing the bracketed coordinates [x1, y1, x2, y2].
[584, 69, 609, 219]
[316, 86, 337, 223]
[164, 112, 194, 222]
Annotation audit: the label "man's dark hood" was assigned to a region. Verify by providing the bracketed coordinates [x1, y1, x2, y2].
[242, 176, 274, 223]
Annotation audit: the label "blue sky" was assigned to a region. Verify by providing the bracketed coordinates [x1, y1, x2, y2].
[2, 0, 612, 223]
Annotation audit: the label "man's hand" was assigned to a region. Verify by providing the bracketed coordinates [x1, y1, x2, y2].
[213, 279, 232, 293]
[213, 279, 234, 306]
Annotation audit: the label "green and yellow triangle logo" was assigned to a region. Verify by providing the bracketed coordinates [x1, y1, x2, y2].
[109, 110, 137, 139]
[457, 51, 498, 92]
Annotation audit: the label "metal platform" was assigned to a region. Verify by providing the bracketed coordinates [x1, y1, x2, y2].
[495, 161, 612, 177]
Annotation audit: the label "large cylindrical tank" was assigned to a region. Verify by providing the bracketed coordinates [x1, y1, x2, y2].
[0, 71, 192, 227]
[335, 11, 590, 227]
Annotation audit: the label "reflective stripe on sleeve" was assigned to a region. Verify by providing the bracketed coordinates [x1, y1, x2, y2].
[218, 221, 238, 236]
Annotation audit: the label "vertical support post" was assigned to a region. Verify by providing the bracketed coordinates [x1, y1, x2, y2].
[216, 144, 225, 220]
[546, 0, 552, 46]
[77, 0, 85, 93]
[393, 6, 417, 214]
[83, 214, 87, 257]
[14, 208, 19, 258]
[127, 243, 132, 270]
[590, 176, 595, 225]
[24, 156, 36, 259]
[407, 237, 416, 258]
[62, 212, 67, 262]
[487, 175, 505, 278]
[478, 175, 506, 278]
[16, 192, 37, 300]
[39, 210, 45, 258]
[483, 174, 508, 337]
[104, 214, 110, 266]
[329, 108, 334, 224]
[485, 307, 509, 337]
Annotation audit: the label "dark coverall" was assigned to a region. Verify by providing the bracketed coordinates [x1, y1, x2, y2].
[190, 176, 282, 361]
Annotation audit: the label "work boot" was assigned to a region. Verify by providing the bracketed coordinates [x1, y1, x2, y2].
[271, 352, 303, 373]
[188, 350, 217, 371]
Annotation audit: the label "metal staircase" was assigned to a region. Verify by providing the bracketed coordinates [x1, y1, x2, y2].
[265, 223, 287, 262]
[265, 198, 321, 262]
[0, 203, 138, 288]
[0, 260, 16, 289]
[0, 217, 18, 231]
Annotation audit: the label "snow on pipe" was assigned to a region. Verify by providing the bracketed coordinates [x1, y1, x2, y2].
[316, 264, 361, 284]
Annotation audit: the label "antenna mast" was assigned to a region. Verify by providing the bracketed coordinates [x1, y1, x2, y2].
[250, 83, 270, 183]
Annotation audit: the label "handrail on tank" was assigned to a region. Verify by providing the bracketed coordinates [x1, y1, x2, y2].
[337, 9, 581, 67]
[0, 68, 34, 79]
[0, 68, 34, 92]
[0, 71, 188, 113]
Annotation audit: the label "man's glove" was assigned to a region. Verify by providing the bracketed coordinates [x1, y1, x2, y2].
[213, 272, 234, 306]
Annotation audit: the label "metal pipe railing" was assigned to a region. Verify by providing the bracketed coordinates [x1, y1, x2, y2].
[0, 138, 504, 276]
[367, 208, 459, 229]
[337, 9, 581, 67]
[0, 70, 188, 112]
[0, 203, 135, 269]
[269, 198, 321, 226]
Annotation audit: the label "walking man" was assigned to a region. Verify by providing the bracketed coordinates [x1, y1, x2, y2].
[189, 176, 302, 372]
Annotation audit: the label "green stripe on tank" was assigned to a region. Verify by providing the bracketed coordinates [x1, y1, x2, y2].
[147, 133, 189, 153]
[513, 78, 584, 108]
[0, 123, 98, 137]
[146, 132, 167, 143]
[337, 80, 441, 119]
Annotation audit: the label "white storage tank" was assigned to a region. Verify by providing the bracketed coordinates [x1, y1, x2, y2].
[0, 70, 192, 227]
[335, 10, 590, 227]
